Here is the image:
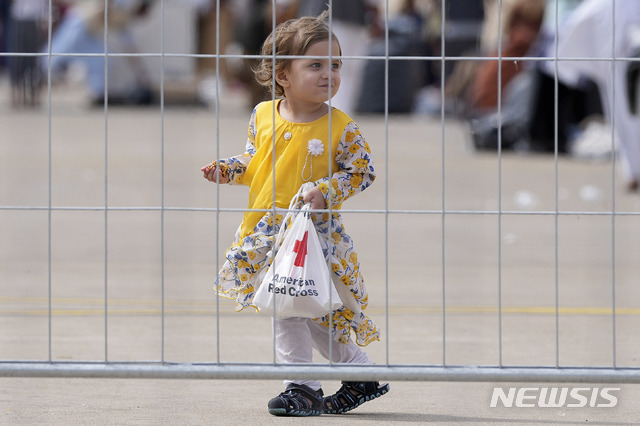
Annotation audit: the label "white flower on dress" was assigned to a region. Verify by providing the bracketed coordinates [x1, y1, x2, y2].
[307, 139, 324, 156]
[301, 139, 324, 182]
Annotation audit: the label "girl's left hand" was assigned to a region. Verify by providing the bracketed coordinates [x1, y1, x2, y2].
[303, 187, 326, 210]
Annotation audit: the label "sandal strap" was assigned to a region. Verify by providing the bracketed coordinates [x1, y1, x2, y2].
[323, 381, 389, 414]
[342, 381, 382, 394]
[269, 383, 324, 416]
[324, 383, 359, 409]
[284, 383, 323, 405]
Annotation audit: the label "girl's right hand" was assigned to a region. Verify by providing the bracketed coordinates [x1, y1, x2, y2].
[201, 162, 229, 184]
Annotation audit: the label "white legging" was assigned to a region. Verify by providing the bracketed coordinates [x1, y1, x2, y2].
[274, 317, 372, 391]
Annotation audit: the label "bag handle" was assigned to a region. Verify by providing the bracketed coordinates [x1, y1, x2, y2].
[270, 183, 315, 255]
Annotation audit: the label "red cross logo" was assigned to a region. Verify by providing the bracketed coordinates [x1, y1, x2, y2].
[292, 231, 309, 267]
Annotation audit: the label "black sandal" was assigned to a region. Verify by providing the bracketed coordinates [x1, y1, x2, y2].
[268, 383, 324, 417]
[323, 381, 390, 414]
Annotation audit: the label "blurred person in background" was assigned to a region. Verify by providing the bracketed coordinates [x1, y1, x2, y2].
[6, 0, 48, 107]
[479, 0, 521, 55]
[467, 0, 546, 114]
[357, 0, 439, 114]
[461, 0, 546, 151]
[196, 2, 230, 79]
[233, 0, 297, 109]
[526, 0, 608, 157]
[0, 0, 10, 73]
[43, 0, 154, 106]
[550, 0, 640, 191]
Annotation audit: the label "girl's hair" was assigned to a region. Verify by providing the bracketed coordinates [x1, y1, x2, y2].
[254, 11, 341, 97]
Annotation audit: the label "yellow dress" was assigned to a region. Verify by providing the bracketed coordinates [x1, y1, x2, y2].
[214, 100, 379, 346]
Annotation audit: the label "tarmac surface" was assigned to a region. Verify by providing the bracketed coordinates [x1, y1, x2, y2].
[2, 81, 640, 424]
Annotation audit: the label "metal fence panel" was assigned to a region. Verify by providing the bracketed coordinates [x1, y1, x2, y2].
[1, 0, 640, 382]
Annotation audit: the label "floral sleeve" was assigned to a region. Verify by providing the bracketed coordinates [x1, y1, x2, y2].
[316, 121, 375, 206]
[211, 106, 258, 185]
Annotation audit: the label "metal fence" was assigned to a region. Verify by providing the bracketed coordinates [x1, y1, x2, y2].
[1, 0, 640, 383]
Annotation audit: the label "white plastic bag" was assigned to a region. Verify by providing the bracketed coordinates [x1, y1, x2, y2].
[254, 203, 342, 319]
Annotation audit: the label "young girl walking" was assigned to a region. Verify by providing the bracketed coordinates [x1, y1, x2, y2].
[201, 12, 388, 417]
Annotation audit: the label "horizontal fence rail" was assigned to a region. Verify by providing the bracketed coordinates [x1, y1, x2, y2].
[3, 363, 640, 384]
[2, 0, 640, 384]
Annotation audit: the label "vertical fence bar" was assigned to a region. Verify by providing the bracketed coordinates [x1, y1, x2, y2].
[102, 0, 110, 363]
[383, 0, 391, 367]
[159, 0, 166, 364]
[269, 0, 278, 366]
[214, 0, 222, 366]
[496, 0, 504, 369]
[610, 0, 618, 369]
[439, 0, 447, 368]
[552, 0, 561, 369]
[327, 0, 335, 366]
[46, 0, 54, 364]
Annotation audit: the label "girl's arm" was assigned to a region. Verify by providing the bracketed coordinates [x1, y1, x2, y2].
[315, 121, 376, 207]
[201, 154, 251, 184]
[201, 106, 258, 185]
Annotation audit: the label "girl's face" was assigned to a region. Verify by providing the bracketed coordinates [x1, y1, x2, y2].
[278, 39, 342, 105]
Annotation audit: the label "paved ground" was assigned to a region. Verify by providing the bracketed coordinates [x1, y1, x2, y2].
[1, 80, 640, 424]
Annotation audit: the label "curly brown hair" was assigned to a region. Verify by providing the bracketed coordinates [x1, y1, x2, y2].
[253, 11, 341, 98]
